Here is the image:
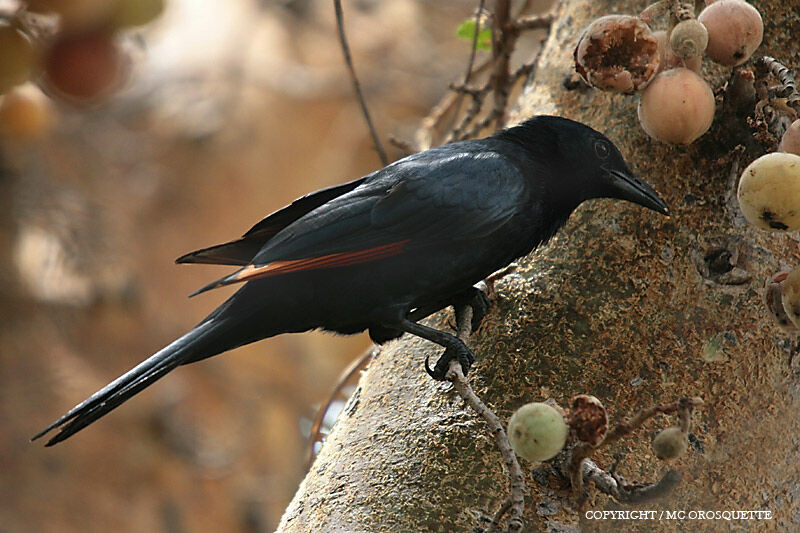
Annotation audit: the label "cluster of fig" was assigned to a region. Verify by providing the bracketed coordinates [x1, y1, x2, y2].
[507, 395, 689, 464]
[0, 0, 164, 140]
[506, 396, 606, 463]
[731, 88, 800, 331]
[575, 0, 763, 145]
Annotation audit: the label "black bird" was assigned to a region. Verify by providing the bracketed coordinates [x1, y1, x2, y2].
[33, 115, 668, 446]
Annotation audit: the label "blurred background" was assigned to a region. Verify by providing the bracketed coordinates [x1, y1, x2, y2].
[0, 0, 549, 530]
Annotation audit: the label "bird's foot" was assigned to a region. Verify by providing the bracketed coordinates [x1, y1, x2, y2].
[425, 343, 475, 381]
[467, 288, 490, 331]
[451, 286, 491, 332]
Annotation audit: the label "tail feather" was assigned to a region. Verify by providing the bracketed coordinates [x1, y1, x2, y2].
[32, 320, 218, 446]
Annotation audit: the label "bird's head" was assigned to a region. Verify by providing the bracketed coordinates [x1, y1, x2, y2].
[580, 130, 670, 216]
[509, 116, 670, 216]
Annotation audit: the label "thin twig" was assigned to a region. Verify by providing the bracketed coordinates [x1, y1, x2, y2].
[448, 82, 489, 97]
[513, 13, 553, 31]
[603, 397, 703, 446]
[583, 460, 683, 503]
[482, 263, 518, 298]
[333, 0, 388, 166]
[417, 91, 459, 150]
[435, 0, 488, 147]
[510, 62, 535, 84]
[305, 345, 378, 468]
[457, 108, 502, 141]
[449, 5, 554, 143]
[387, 135, 416, 155]
[418, 58, 493, 149]
[448, 90, 493, 142]
[421, 2, 554, 147]
[568, 442, 594, 503]
[447, 304, 526, 533]
[463, 0, 487, 87]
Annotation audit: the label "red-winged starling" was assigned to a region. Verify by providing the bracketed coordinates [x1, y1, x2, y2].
[33, 115, 669, 446]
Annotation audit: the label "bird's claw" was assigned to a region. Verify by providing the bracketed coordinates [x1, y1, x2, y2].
[424, 345, 475, 381]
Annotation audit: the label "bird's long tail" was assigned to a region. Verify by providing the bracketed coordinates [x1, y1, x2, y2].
[31, 319, 220, 446]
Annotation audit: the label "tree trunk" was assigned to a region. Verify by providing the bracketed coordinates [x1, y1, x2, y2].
[278, 1, 800, 531]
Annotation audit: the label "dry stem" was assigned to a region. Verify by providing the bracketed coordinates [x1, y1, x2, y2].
[447, 304, 526, 533]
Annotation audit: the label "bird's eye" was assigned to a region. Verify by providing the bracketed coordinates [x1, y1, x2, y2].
[594, 140, 611, 160]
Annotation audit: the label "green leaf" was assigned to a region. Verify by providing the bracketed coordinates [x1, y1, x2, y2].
[456, 19, 492, 51]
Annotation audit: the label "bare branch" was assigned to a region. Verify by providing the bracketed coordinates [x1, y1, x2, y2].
[418, 58, 493, 150]
[513, 13, 554, 31]
[463, 0, 488, 87]
[419, 1, 554, 147]
[457, 108, 502, 141]
[421, 0, 488, 149]
[448, 91, 493, 142]
[510, 61, 535, 86]
[387, 135, 416, 155]
[333, 0, 388, 165]
[448, 82, 489, 98]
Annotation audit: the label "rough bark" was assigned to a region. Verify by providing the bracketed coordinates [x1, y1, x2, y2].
[278, 1, 800, 531]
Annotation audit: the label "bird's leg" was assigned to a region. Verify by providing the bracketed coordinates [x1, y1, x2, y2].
[451, 286, 491, 331]
[397, 286, 488, 380]
[396, 319, 475, 381]
[374, 287, 489, 347]
[406, 286, 491, 330]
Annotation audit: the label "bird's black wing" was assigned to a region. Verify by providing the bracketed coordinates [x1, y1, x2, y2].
[191, 146, 529, 294]
[175, 176, 368, 265]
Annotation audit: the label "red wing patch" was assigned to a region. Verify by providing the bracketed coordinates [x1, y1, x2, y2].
[190, 239, 410, 297]
[240, 239, 410, 278]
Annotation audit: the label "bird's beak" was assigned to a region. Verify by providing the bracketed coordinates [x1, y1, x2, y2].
[604, 168, 669, 216]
